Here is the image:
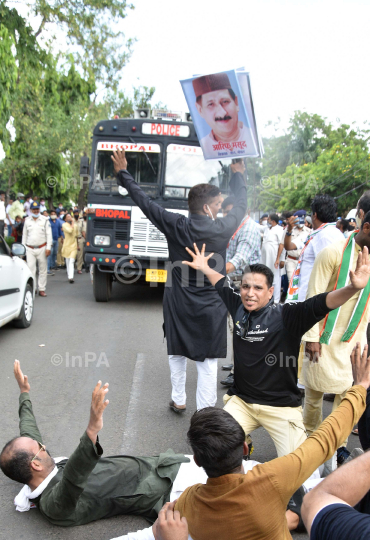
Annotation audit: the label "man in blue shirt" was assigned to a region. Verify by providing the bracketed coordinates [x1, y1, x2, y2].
[48, 209, 63, 275]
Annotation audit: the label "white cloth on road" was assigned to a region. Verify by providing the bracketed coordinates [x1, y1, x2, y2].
[169, 355, 218, 409]
[14, 457, 67, 512]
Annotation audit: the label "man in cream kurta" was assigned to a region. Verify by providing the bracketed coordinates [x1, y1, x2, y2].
[300, 232, 370, 440]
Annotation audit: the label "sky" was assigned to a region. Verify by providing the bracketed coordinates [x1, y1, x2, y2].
[118, 0, 370, 136]
[5, 0, 370, 149]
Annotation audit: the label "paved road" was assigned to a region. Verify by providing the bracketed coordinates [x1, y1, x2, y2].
[0, 271, 361, 539]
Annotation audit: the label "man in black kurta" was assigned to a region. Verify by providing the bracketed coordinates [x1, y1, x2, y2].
[112, 149, 247, 411]
[0, 362, 188, 527]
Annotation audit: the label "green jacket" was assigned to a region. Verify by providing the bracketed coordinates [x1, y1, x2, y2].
[19, 393, 189, 527]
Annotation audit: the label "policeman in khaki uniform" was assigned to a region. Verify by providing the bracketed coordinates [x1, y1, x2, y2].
[22, 201, 52, 297]
[76, 212, 87, 274]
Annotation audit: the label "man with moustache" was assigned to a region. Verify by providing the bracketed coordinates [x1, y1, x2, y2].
[194, 74, 251, 157]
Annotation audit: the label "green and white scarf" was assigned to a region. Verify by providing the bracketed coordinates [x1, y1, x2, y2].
[320, 232, 370, 345]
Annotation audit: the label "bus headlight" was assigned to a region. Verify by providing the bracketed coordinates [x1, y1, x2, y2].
[94, 235, 111, 246]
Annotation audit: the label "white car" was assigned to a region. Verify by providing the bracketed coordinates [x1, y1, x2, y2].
[0, 236, 35, 328]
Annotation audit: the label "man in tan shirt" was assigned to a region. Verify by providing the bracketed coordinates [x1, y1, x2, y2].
[300, 213, 370, 460]
[175, 343, 369, 540]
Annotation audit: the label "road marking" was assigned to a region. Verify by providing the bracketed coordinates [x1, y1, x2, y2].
[121, 353, 146, 453]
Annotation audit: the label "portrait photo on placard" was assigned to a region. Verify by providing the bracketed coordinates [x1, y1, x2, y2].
[181, 69, 259, 160]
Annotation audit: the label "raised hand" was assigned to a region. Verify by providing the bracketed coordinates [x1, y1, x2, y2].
[182, 243, 214, 273]
[153, 501, 188, 540]
[230, 161, 245, 175]
[350, 246, 370, 290]
[14, 360, 30, 393]
[351, 343, 370, 389]
[86, 381, 109, 444]
[111, 148, 128, 174]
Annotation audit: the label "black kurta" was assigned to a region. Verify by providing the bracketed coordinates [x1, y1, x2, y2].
[117, 170, 247, 362]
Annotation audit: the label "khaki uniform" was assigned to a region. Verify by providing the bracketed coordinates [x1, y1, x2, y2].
[22, 215, 52, 292]
[77, 218, 87, 271]
[57, 236, 65, 266]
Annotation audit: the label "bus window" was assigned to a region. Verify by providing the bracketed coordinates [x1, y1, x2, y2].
[165, 144, 234, 197]
[92, 143, 161, 196]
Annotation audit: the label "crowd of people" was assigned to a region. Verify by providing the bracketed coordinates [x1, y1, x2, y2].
[0, 191, 87, 295]
[2, 150, 370, 539]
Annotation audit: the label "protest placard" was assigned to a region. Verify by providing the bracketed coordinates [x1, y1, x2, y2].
[180, 69, 262, 160]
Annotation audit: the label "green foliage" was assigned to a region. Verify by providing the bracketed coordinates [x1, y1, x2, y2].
[256, 113, 370, 215]
[0, 0, 140, 206]
[0, 23, 17, 150]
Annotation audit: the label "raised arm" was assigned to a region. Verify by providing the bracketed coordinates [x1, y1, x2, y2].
[182, 243, 222, 287]
[40, 381, 109, 519]
[266, 343, 370, 505]
[302, 243, 337, 362]
[112, 149, 182, 236]
[13, 360, 43, 442]
[284, 217, 300, 251]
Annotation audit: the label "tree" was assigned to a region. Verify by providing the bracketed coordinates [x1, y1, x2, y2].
[257, 113, 370, 214]
[0, 1, 136, 206]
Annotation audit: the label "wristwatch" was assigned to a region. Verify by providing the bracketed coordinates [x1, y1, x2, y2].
[286, 231, 292, 236]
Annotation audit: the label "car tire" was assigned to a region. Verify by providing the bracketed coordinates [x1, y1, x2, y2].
[13, 284, 34, 328]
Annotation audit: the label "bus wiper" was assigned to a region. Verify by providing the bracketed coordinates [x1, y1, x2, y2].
[129, 136, 157, 177]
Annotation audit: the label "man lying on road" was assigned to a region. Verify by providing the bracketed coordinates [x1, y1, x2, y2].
[1, 361, 314, 535]
[0, 361, 188, 526]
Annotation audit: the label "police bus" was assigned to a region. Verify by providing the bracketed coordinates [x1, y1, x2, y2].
[85, 109, 234, 302]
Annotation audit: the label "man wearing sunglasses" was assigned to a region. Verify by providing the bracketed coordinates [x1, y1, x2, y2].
[0, 361, 188, 526]
[182, 243, 370, 458]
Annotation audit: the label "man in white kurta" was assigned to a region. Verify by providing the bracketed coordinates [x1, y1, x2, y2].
[261, 214, 284, 303]
[300, 231, 370, 443]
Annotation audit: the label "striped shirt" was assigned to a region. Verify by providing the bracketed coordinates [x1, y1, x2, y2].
[226, 216, 261, 273]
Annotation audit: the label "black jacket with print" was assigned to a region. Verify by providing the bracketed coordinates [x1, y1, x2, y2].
[216, 276, 331, 407]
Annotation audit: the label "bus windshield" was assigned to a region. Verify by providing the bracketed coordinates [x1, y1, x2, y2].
[164, 144, 234, 198]
[92, 142, 161, 197]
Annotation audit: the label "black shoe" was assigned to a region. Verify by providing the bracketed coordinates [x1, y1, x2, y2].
[221, 364, 233, 371]
[169, 400, 186, 414]
[337, 446, 351, 466]
[323, 393, 335, 402]
[287, 486, 306, 533]
[221, 373, 234, 387]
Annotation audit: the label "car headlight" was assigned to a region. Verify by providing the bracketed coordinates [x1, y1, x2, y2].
[94, 235, 111, 246]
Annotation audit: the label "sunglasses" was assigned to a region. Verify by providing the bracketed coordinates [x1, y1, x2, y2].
[31, 441, 46, 462]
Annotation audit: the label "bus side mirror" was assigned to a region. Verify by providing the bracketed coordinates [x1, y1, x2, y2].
[80, 155, 90, 176]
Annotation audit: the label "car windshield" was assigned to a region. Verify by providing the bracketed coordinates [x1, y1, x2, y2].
[92, 142, 161, 197]
[165, 144, 234, 198]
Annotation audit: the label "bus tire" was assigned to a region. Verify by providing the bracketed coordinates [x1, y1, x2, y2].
[93, 266, 112, 302]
